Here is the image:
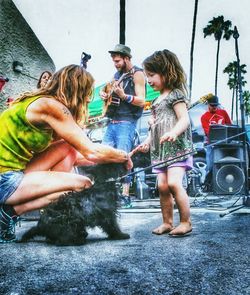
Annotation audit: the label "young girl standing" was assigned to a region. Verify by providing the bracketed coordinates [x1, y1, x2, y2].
[136, 49, 194, 236]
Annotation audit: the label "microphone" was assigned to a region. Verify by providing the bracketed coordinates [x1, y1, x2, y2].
[233, 26, 239, 39]
[80, 51, 91, 69]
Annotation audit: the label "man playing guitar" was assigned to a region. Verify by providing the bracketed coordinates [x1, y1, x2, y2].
[100, 44, 146, 208]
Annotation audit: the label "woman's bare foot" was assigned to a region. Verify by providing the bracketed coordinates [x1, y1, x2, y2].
[152, 223, 174, 235]
[168, 222, 192, 237]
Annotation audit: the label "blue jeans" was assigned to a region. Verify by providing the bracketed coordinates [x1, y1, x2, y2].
[102, 121, 136, 183]
[205, 145, 213, 174]
[0, 171, 24, 204]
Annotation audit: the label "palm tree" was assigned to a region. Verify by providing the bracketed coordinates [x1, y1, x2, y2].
[203, 16, 233, 95]
[189, 0, 199, 99]
[223, 61, 247, 122]
[223, 61, 247, 121]
[243, 90, 250, 118]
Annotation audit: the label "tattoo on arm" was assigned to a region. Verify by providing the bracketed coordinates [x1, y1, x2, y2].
[62, 107, 70, 116]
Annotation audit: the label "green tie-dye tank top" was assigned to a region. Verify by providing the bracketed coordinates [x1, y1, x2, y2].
[0, 96, 53, 172]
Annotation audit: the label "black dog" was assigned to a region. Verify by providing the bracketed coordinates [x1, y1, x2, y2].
[131, 150, 151, 169]
[19, 163, 130, 246]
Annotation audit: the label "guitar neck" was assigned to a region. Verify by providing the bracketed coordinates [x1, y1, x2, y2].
[103, 68, 135, 115]
[188, 100, 203, 110]
[188, 93, 213, 110]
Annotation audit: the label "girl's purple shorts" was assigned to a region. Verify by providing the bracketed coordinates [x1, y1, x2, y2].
[153, 156, 193, 173]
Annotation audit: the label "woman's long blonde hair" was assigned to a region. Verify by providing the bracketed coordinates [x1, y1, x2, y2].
[14, 65, 94, 123]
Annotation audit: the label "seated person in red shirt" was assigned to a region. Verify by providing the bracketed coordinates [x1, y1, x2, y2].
[200, 95, 232, 185]
[201, 95, 232, 138]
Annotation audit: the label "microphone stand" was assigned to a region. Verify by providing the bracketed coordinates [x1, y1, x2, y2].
[219, 26, 250, 217]
[234, 26, 249, 197]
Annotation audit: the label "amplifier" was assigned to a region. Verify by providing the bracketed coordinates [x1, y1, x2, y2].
[209, 124, 242, 143]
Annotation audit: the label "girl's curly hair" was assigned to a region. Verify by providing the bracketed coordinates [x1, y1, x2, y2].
[143, 49, 188, 96]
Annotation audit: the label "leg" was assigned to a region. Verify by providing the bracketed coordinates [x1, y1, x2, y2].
[11, 140, 93, 213]
[167, 167, 192, 236]
[25, 140, 78, 173]
[100, 214, 130, 240]
[152, 172, 174, 235]
[102, 123, 116, 147]
[115, 122, 136, 206]
[0, 173, 91, 243]
[1, 141, 91, 243]
[6, 171, 93, 215]
[205, 145, 212, 175]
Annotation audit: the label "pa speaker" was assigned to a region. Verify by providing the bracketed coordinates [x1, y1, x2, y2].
[213, 163, 245, 194]
[212, 144, 246, 195]
[213, 144, 244, 163]
[209, 124, 242, 144]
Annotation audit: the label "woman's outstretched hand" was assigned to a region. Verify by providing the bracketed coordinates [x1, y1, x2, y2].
[130, 143, 150, 155]
[125, 154, 133, 170]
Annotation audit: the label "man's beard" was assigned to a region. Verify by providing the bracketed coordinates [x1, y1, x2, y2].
[117, 61, 127, 73]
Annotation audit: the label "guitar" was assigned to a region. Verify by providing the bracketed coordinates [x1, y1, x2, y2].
[102, 68, 135, 116]
[188, 93, 213, 110]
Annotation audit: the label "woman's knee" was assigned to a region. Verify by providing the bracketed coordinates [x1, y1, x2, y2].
[52, 142, 78, 170]
[58, 142, 78, 161]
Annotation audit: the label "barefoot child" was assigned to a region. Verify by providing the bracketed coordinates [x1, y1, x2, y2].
[134, 49, 194, 237]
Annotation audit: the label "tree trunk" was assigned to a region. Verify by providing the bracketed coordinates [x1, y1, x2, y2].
[231, 90, 234, 120]
[189, 0, 199, 99]
[215, 39, 220, 96]
[119, 0, 126, 44]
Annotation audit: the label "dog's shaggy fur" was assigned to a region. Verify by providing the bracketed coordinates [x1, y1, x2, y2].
[131, 151, 151, 169]
[20, 163, 130, 246]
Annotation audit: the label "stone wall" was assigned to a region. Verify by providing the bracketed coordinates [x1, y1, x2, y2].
[0, 0, 55, 112]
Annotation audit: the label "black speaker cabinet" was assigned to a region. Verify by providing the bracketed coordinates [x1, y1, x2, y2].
[212, 144, 246, 195]
[209, 124, 242, 144]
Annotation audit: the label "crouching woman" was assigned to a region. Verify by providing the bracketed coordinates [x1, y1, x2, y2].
[0, 65, 132, 243]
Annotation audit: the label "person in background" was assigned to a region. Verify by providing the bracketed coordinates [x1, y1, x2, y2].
[99, 44, 146, 208]
[0, 64, 132, 243]
[37, 71, 52, 89]
[134, 49, 194, 237]
[200, 95, 232, 183]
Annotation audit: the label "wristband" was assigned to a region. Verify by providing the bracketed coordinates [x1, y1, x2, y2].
[125, 95, 134, 104]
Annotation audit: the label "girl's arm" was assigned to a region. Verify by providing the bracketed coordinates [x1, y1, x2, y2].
[130, 114, 153, 155]
[160, 102, 190, 143]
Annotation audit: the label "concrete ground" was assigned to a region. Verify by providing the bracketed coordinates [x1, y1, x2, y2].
[0, 194, 249, 295]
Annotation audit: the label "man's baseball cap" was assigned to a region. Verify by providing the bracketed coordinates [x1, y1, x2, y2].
[207, 95, 219, 106]
[108, 44, 132, 58]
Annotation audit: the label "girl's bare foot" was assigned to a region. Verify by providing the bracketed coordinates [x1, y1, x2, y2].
[169, 222, 192, 237]
[152, 223, 174, 235]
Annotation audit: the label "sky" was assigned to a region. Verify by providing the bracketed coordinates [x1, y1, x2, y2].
[13, 0, 250, 116]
